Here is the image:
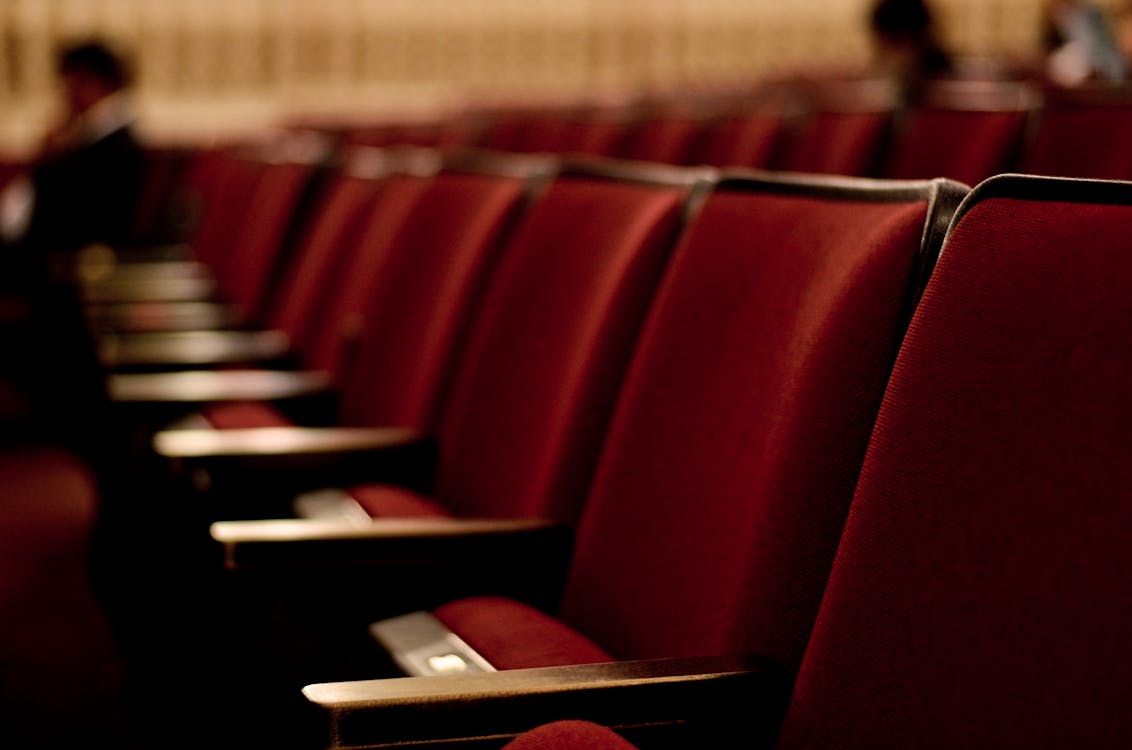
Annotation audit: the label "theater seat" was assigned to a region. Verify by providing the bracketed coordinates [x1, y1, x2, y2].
[1023, 84, 1132, 179]
[497, 173, 1132, 749]
[774, 78, 896, 176]
[175, 160, 701, 521]
[504, 720, 637, 750]
[882, 79, 1037, 185]
[776, 173, 1132, 748]
[290, 172, 965, 747]
[97, 147, 402, 371]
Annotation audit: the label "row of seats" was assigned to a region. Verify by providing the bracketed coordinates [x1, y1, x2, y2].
[24, 135, 1132, 748]
[76, 141, 961, 746]
[301, 76, 1132, 186]
[496, 174, 1132, 748]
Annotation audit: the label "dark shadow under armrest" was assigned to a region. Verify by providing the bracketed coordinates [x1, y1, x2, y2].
[302, 654, 789, 749]
[211, 516, 571, 572]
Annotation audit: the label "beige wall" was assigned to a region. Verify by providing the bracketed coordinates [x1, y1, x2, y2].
[0, 0, 1110, 152]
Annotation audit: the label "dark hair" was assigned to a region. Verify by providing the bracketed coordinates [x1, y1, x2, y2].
[871, 0, 934, 40]
[57, 40, 130, 90]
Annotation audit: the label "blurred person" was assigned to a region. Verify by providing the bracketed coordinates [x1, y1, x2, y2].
[0, 39, 145, 256]
[1044, 0, 1127, 85]
[869, 0, 952, 91]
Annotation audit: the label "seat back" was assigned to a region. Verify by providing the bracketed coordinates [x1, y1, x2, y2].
[1023, 84, 1132, 179]
[778, 175, 1132, 748]
[188, 152, 267, 274]
[214, 153, 328, 322]
[775, 78, 897, 176]
[335, 152, 553, 432]
[883, 79, 1037, 185]
[618, 115, 703, 164]
[558, 173, 965, 672]
[297, 150, 442, 377]
[263, 149, 400, 345]
[692, 111, 784, 168]
[432, 161, 706, 527]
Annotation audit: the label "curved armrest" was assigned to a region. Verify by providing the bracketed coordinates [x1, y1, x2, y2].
[81, 274, 217, 303]
[99, 329, 292, 369]
[156, 427, 438, 507]
[110, 370, 333, 404]
[156, 426, 423, 458]
[83, 259, 209, 285]
[210, 516, 570, 572]
[302, 654, 789, 749]
[86, 299, 243, 333]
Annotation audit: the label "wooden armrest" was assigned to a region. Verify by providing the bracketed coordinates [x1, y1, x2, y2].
[86, 299, 243, 333]
[302, 654, 788, 749]
[82, 259, 210, 285]
[210, 516, 570, 572]
[109, 370, 333, 404]
[156, 426, 422, 458]
[156, 427, 437, 510]
[80, 274, 217, 303]
[99, 329, 292, 369]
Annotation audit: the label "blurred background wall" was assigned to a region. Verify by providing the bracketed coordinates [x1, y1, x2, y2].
[0, 0, 1119, 152]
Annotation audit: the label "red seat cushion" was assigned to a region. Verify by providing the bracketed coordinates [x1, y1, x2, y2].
[200, 401, 294, 430]
[504, 720, 636, 749]
[350, 485, 451, 518]
[435, 597, 613, 670]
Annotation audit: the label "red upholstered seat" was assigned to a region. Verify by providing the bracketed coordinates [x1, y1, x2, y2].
[260, 169, 389, 352]
[692, 112, 783, 168]
[1023, 86, 1132, 179]
[776, 175, 1132, 748]
[775, 78, 897, 176]
[409, 173, 963, 673]
[618, 116, 703, 164]
[434, 597, 613, 670]
[360, 168, 693, 525]
[201, 161, 529, 432]
[503, 720, 636, 750]
[883, 80, 1036, 185]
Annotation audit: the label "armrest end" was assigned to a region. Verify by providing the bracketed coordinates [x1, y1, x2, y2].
[304, 654, 788, 748]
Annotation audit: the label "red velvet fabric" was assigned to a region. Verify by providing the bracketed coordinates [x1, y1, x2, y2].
[432, 176, 686, 526]
[435, 597, 613, 670]
[337, 172, 526, 432]
[190, 155, 266, 274]
[693, 113, 782, 168]
[778, 192, 1132, 747]
[349, 485, 452, 518]
[266, 175, 385, 347]
[558, 189, 928, 671]
[503, 721, 635, 749]
[1023, 104, 1132, 179]
[301, 174, 432, 377]
[777, 110, 891, 176]
[218, 161, 317, 320]
[620, 117, 702, 164]
[884, 108, 1028, 185]
[201, 400, 293, 430]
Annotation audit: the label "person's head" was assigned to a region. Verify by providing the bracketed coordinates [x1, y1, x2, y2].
[56, 40, 130, 115]
[870, 0, 948, 77]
